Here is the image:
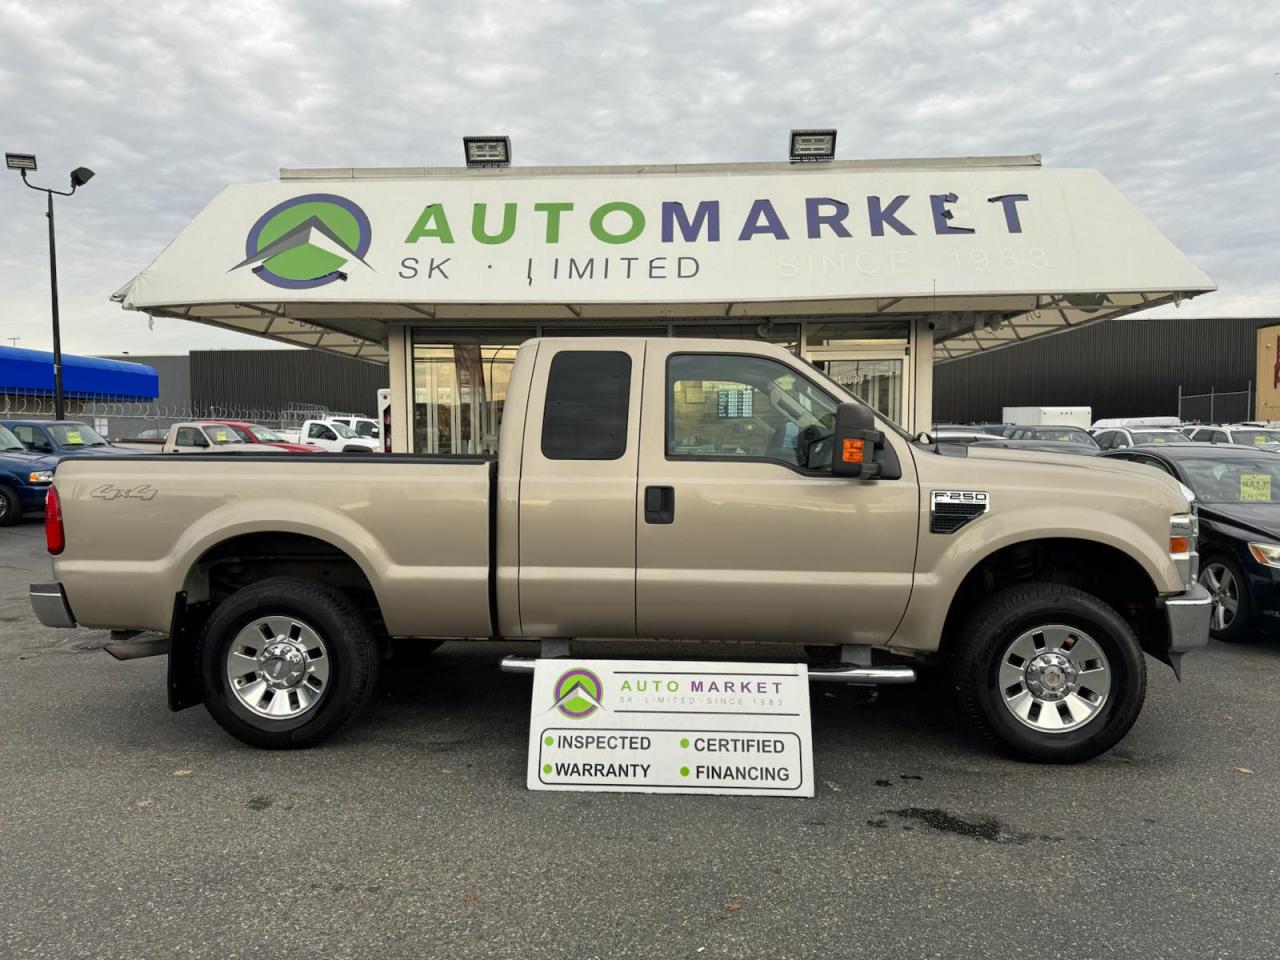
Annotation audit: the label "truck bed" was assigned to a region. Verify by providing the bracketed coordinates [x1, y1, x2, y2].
[52, 453, 496, 637]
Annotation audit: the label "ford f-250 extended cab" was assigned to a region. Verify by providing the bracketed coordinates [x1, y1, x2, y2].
[30, 337, 1212, 762]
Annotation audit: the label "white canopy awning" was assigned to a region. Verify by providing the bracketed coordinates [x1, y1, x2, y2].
[114, 156, 1214, 363]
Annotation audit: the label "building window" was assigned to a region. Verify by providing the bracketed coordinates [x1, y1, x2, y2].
[541, 351, 631, 460]
[667, 353, 837, 470]
[412, 332, 522, 454]
[805, 319, 909, 348]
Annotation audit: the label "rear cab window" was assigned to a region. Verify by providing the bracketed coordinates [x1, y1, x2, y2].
[541, 351, 631, 460]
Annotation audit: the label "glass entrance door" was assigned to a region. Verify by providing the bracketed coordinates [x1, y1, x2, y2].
[812, 357, 907, 425]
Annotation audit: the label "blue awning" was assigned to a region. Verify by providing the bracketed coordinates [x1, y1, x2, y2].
[0, 346, 159, 401]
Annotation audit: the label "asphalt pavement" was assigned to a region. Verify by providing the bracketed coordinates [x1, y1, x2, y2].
[1, 520, 1277, 959]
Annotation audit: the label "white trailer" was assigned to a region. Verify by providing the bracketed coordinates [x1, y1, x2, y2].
[1002, 406, 1092, 428]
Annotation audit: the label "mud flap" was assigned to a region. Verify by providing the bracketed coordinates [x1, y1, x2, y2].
[167, 592, 205, 711]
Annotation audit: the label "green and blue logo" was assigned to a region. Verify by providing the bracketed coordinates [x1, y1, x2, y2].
[232, 193, 372, 289]
[552, 668, 604, 720]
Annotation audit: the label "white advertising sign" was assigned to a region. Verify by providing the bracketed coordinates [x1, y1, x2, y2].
[526, 659, 814, 797]
[119, 166, 1212, 310]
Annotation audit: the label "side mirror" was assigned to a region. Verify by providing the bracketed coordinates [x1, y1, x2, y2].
[832, 402, 884, 479]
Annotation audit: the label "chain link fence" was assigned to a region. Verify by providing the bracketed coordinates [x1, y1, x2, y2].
[1177, 384, 1254, 425]
[0, 391, 366, 442]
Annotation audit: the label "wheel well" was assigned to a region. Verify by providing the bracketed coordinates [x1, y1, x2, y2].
[182, 532, 383, 632]
[938, 538, 1162, 661]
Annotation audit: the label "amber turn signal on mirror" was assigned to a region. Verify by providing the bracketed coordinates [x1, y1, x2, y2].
[841, 438, 865, 464]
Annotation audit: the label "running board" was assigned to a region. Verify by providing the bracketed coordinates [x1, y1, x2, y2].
[499, 655, 915, 685]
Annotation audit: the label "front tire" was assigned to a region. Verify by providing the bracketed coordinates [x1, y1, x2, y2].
[952, 583, 1147, 763]
[1199, 555, 1254, 643]
[0, 484, 22, 526]
[197, 577, 379, 748]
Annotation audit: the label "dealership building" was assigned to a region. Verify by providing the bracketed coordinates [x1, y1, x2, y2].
[114, 154, 1213, 452]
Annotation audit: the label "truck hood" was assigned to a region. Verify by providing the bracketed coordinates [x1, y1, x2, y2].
[1, 450, 59, 471]
[951, 442, 1192, 515]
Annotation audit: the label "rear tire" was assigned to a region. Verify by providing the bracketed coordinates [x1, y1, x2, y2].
[0, 484, 22, 526]
[952, 583, 1146, 763]
[197, 577, 379, 748]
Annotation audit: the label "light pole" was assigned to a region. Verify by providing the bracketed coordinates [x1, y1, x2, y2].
[5, 153, 95, 421]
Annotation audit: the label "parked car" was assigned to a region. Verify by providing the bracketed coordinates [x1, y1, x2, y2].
[972, 438, 1100, 457]
[1003, 426, 1100, 448]
[327, 416, 381, 442]
[1092, 427, 1188, 450]
[31, 336, 1210, 762]
[1101, 443, 1280, 642]
[114, 423, 259, 454]
[0, 424, 57, 525]
[0, 419, 134, 457]
[278, 419, 380, 453]
[1185, 424, 1280, 447]
[204, 421, 316, 453]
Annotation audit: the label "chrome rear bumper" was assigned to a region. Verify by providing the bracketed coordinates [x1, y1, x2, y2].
[30, 582, 76, 629]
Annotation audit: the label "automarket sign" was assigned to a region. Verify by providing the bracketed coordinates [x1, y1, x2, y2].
[527, 659, 814, 797]
[118, 166, 1213, 310]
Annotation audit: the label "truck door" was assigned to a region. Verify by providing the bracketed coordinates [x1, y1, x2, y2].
[518, 341, 645, 638]
[635, 343, 919, 645]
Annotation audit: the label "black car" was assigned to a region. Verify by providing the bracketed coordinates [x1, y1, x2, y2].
[1101, 443, 1280, 641]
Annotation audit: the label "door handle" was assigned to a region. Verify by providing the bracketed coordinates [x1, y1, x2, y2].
[644, 485, 675, 524]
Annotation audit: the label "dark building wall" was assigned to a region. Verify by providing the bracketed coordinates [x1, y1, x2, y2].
[934, 316, 1273, 424]
[189, 349, 388, 416]
[105, 355, 192, 408]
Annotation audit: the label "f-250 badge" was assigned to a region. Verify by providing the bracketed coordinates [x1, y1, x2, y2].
[90, 483, 158, 502]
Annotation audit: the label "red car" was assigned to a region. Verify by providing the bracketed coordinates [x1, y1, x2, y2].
[201, 421, 316, 453]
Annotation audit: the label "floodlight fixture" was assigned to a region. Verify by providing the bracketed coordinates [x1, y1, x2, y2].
[5, 152, 37, 171]
[463, 136, 512, 168]
[789, 129, 837, 162]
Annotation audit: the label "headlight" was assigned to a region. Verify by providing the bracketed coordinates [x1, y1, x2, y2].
[1247, 543, 1280, 569]
[27, 471, 54, 484]
[1170, 512, 1198, 587]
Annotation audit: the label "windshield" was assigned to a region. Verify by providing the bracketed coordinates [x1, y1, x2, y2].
[1232, 430, 1280, 447]
[203, 425, 240, 445]
[795, 354, 915, 444]
[1179, 457, 1280, 503]
[328, 421, 357, 438]
[0, 425, 25, 452]
[1132, 430, 1186, 445]
[247, 425, 285, 442]
[217, 424, 255, 443]
[49, 423, 108, 447]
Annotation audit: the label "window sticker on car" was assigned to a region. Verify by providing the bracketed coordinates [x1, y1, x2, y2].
[1254, 435, 1267, 446]
[1152, 436, 1166, 443]
[65, 430, 82, 445]
[1240, 474, 1272, 501]
[213, 429, 229, 443]
[1057, 434, 1071, 441]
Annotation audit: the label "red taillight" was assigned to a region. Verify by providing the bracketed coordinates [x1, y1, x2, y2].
[45, 486, 65, 555]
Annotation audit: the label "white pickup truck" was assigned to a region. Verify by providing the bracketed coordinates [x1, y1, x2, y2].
[30, 337, 1210, 761]
[278, 419, 380, 453]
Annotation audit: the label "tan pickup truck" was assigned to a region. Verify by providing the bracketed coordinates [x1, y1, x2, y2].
[30, 337, 1211, 761]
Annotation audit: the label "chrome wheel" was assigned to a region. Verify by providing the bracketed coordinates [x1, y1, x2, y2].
[1200, 563, 1239, 631]
[998, 624, 1111, 733]
[225, 616, 330, 720]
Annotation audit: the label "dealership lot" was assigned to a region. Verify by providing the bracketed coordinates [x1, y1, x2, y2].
[2, 522, 1278, 960]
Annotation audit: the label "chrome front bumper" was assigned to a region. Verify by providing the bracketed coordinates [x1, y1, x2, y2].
[30, 582, 77, 629]
[1164, 582, 1212, 658]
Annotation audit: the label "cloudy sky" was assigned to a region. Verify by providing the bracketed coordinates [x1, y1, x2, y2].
[0, 0, 1276, 356]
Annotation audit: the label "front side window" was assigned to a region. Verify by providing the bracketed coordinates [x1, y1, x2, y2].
[175, 427, 203, 446]
[667, 353, 839, 470]
[541, 351, 631, 460]
[308, 423, 336, 440]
